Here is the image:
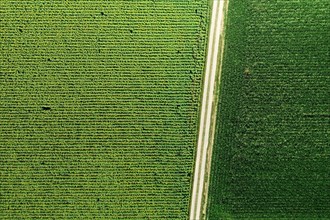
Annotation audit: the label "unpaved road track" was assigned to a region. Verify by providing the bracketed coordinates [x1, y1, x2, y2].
[189, 1, 228, 220]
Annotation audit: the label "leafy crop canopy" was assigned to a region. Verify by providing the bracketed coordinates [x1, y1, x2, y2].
[0, 1, 209, 219]
[208, 0, 330, 219]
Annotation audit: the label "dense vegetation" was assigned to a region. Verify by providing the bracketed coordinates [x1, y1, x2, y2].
[208, 0, 329, 219]
[0, 1, 209, 218]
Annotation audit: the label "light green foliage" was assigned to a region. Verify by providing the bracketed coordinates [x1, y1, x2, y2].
[0, 1, 209, 219]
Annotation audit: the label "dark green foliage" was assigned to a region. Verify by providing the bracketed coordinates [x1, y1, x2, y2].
[208, 0, 330, 219]
[0, 1, 209, 219]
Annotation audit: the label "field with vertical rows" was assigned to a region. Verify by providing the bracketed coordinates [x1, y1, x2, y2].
[0, 1, 209, 219]
[208, 0, 329, 219]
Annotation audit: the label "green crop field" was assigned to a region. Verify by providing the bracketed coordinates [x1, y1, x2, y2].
[207, 0, 329, 219]
[0, 1, 210, 219]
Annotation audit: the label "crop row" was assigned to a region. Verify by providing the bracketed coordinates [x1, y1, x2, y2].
[0, 0, 210, 219]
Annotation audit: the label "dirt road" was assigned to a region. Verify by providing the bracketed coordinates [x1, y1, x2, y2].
[189, 1, 228, 219]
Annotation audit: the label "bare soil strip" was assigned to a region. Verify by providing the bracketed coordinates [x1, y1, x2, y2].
[189, 1, 228, 219]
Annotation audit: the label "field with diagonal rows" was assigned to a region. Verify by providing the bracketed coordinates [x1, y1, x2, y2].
[0, 1, 210, 219]
[207, 0, 330, 219]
